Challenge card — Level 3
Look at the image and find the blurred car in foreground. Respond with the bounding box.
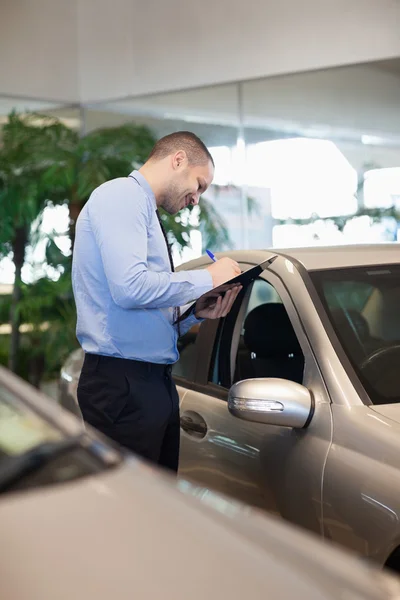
[3,365,400,599]
[59,348,84,418]
[60,243,400,572]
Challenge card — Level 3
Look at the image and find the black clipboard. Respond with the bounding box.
[175,255,278,324]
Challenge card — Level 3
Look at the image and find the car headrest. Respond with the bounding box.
[243,303,302,358]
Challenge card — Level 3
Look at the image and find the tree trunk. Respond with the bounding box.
[29,352,45,388]
[8,226,27,373]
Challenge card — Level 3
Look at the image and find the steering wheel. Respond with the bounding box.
[360,344,400,395]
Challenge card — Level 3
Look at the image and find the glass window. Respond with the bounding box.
[322,280,373,313]
[243,61,400,248]
[311,265,400,404]
[8,447,105,493]
[210,278,304,388]
[245,278,282,317]
[0,384,113,494]
[0,386,63,457]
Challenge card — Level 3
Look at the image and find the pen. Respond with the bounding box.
[206,249,217,262]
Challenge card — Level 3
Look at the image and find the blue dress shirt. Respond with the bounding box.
[72,170,213,364]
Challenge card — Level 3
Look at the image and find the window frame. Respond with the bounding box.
[173,261,256,391]
[205,269,321,401]
[174,256,323,403]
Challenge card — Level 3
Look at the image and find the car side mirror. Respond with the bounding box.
[228,378,314,429]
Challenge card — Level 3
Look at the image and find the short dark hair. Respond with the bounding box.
[147,131,214,167]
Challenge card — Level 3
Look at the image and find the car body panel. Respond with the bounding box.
[322,404,400,564]
[178,384,333,538]
[372,404,400,425]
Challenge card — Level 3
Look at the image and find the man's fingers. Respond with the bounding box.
[221,286,241,316]
[212,295,223,316]
[219,288,236,315]
[200,285,242,319]
[214,286,241,317]
[219,289,232,312]
[221,291,235,316]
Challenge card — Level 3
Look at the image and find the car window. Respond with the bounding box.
[0,384,116,494]
[0,386,62,457]
[210,278,304,389]
[7,447,106,493]
[172,322,201,380]
[244,278,282,322]
[322,281,373,312]
[311,264,400,404]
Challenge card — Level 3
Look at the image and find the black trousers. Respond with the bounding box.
[77,353,180,473]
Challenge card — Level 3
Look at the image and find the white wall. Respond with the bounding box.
[2,0,400,104]
[77,0,136,103]
[78,0,400,102]
[0,0,79,102]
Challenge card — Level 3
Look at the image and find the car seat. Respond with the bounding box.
[234,303,304,384]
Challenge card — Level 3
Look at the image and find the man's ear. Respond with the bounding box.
[172,150,187,170]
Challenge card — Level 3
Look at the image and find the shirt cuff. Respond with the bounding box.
[189,305,204,322]
[177,309,203,337]
[186,310,203,325]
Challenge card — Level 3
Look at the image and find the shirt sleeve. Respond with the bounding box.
[177,302,204,337]
[88,179,213,310]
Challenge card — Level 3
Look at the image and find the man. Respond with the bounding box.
[72,131,241,473]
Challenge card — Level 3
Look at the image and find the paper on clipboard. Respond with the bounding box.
[176,255,278,324]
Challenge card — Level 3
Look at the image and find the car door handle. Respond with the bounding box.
[180,413,207,438]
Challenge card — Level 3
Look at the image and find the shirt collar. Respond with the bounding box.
[129,170,156,209]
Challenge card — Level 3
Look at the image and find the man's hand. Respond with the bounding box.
[207,257,241,288]
[195,285,242,320]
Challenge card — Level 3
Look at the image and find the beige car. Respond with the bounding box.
[3,364,400,600]
[60,244,400,572]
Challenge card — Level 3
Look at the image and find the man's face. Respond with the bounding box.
[161,159,214,215]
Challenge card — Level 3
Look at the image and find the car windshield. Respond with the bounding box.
[310,264,400,405]
[0,383,119,494]
[0,386,64,458]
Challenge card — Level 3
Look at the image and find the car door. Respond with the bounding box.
[176,261,333,538]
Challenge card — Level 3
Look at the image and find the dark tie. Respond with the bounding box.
[156,209,181,334]
[156,209,175,272]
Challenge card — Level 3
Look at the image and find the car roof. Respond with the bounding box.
[275,243,400,270]
[179,244,400,272]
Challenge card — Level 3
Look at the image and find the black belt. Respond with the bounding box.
[85,353,173,377]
